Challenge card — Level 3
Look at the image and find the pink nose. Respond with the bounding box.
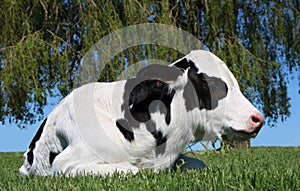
[249,113,264,132]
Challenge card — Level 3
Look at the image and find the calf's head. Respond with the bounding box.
[170,50,264,142]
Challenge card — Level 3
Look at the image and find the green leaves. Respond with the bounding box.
[0,1,299,127]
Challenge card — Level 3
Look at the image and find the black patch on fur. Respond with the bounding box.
[129,80,175,124]
[153,131,167,146]
[127,81,170,155]
[122,64,181,125]
[27,118,47,165]
[173,58,191,70]
[152,131,167,156]
[27,150,34,166]
[116,119,134,142]
[49,151,60,165]
[174,58,228,110]
[117,64,179,153]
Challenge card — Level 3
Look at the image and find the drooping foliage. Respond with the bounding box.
[0,0,299,127]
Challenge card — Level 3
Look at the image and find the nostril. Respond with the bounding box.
[250,113,264,128]
[252,115,260,123]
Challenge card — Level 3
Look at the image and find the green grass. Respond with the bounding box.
[0,147,299,191]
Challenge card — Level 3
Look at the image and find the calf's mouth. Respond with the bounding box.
[221,127,260,142]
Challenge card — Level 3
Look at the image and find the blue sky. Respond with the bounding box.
[0,72,299,152]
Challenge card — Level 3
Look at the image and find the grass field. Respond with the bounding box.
[0,147,299,191]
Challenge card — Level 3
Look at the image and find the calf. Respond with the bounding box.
[19,50,263,176]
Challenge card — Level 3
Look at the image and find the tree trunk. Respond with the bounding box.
[224,140,251,149]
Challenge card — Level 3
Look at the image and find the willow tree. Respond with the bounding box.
[0,0,299,128]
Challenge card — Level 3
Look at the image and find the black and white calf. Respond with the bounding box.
[19,50,264,176]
